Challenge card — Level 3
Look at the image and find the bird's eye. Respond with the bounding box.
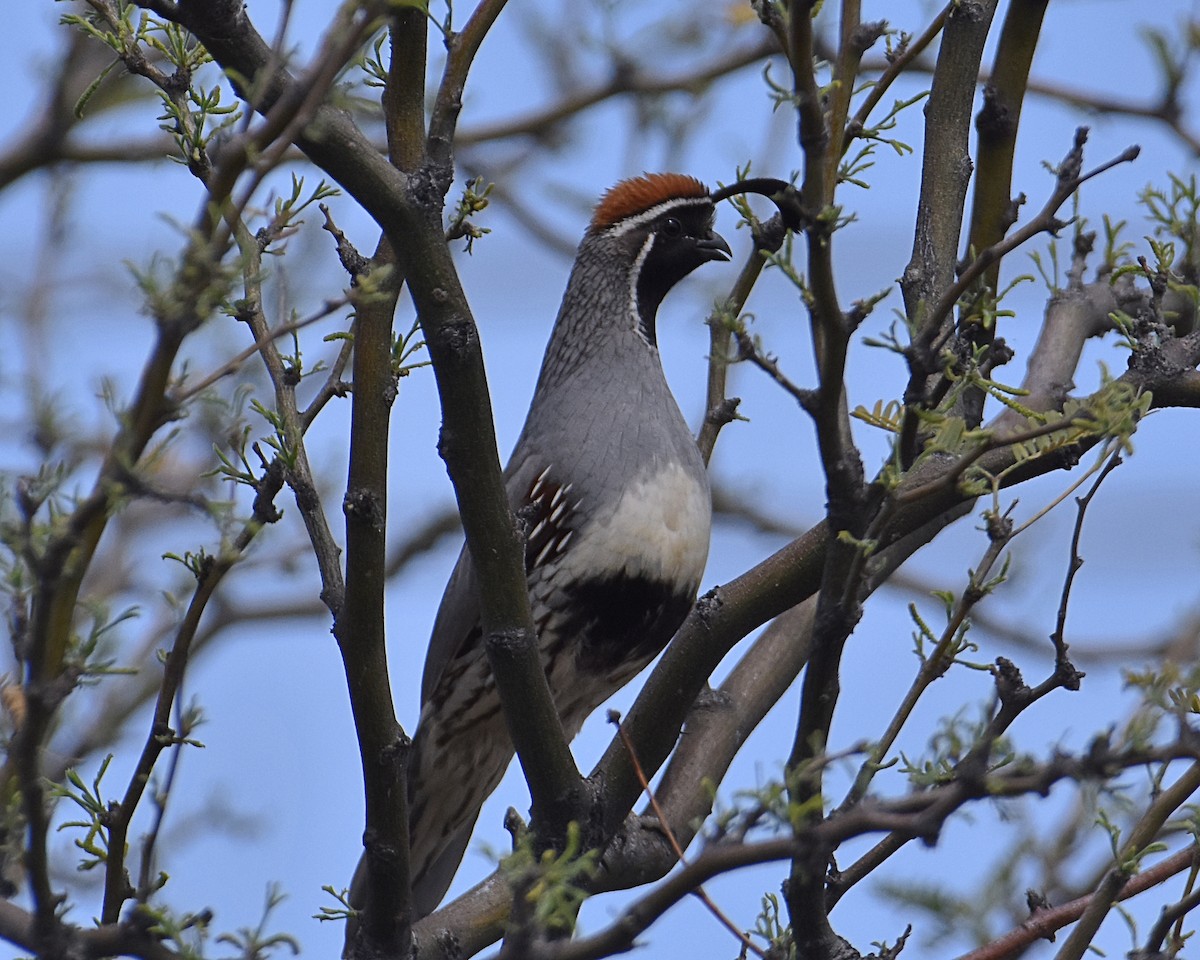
[660,217,684,239]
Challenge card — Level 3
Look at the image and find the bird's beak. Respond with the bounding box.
[695,231,732,262]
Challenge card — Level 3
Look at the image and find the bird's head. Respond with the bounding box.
[586,173,731,345]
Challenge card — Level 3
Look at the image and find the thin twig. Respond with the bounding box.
[168,297,352,405]
[733,328,814,410]
[956,844,1200,960]
[923,134,1140,351]
[843,3,952,151]
[697,215,786,464]
[1046,449,1124,670]
[1139,858,1200,957]
[135,685,189,900]
[100,464,284,922]
[609,712,765,959]
[428,0,511,164]
[1008,440,1118,537]
[835,516,1012,814]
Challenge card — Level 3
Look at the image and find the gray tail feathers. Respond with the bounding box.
[344,697,515,953]
[341,811,481,957]
[412,813,479,918]
[342,855,367,958]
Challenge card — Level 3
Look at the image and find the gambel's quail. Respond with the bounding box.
[350,172,731,929]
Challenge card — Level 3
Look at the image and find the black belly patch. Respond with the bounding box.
[557,574,696,674]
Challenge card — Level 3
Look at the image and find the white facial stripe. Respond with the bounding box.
[606,195,712,237]
[628,232,656,344]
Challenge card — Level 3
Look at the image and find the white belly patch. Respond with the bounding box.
[568,460,711,586]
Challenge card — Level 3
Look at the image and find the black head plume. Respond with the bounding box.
[710,178,804,231]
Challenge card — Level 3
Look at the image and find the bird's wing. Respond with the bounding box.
[418,539,482,706]
[418,452,569,707]
[409,812,479,918]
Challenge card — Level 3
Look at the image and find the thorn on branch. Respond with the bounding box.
[1000,193,1025,235]
[992,656,1030,708]
[980,337,1014,376]
[320,203,370,281]
[705,396,744,432]
[1057,127,1089,186]
[852,21,890,56]
[504,807,527,852]
[1025,890,1056,941]
[976,84,1015,140]
[1054,654,1084,692]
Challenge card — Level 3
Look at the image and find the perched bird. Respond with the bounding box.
[350,173,728,930]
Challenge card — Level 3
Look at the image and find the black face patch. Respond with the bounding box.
[633,205,727,344]
[555,573,696,674]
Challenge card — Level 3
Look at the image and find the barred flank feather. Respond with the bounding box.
[345,176,722,951]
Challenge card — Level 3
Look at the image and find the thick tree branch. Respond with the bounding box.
[900,0,999,323]
[338,7,426,952]
[897,0,1000,466]
[966,0,1050,293]
[428,0,510,166]
[339,245,409,951]
[161,0,586,892]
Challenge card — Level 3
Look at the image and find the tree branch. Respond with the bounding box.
[454,38,778,146]
[966,0,1050,293]
[843,4,952,153]
[428,0,510,165]
[1054,762,1200,960]
[898,0,1000,466]
[957,844,1200,960]
[337,6,426,951]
